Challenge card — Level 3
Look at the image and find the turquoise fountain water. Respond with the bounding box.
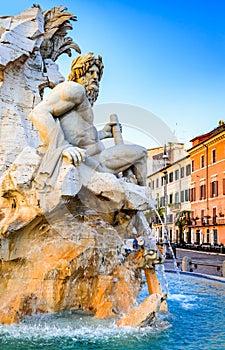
[0,273,225,350]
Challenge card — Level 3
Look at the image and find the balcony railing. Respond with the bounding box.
[190,216,225,226]
[169,203,181,211]
[201,217,209,225]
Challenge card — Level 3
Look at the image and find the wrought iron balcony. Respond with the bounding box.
[169,203,181,211]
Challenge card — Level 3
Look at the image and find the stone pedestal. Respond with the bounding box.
[222,261,225,278]
[182,256,192,272]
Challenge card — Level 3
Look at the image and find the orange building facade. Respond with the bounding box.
[188,121,225,245]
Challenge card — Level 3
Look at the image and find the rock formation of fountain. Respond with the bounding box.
[0,5,167,326]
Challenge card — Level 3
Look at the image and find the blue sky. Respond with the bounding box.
[2,0,225,147]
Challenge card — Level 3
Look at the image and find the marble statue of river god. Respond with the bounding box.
[29,52,147,191]
[0,6,167,327]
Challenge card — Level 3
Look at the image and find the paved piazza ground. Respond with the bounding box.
[165,248,225,277]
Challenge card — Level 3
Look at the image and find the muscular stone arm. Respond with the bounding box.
[30,81,86,145]
[30,81,87,165]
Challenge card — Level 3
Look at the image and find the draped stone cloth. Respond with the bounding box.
[35,120,70,190]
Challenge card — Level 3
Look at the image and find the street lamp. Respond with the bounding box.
[163,145,170,258]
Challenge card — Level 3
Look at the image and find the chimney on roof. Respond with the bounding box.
[219,120,224,126]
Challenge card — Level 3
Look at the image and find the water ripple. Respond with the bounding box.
[0,274,225,350]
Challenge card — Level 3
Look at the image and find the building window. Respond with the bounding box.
[211,181,218,197]
[213,229,218,244]
[212,149,216,163]
[180,167,184,178]
[169,193,173,204]
[200,184,206,200]
[213,207,217,224]
[186,164,191,176]
[185,189,190,201]
[196,229,201,244]
[206,229,210,243]
[181,190,184,202]
[190,187,196,202]
[168,214,173,223]
[175,169,179,180]
[160,197,165,207]
[169,172,173,183]
[152,180,154,190]
[200,155,205,168]
[201,209,205,224]
[161,176,164,186]
[156,178,159,188]
[175,192,179,203]
[191,160,194,172]
[156,196,160,208]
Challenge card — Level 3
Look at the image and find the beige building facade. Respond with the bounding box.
[147,144,191,244]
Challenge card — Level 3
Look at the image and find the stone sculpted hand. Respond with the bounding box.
[62,146,86,166]
[99,122,122,140]
[101,123,113,138]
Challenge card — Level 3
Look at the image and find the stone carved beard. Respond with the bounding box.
[85,84,99,106]
[78,76,99,106]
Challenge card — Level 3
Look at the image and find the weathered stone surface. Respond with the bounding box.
[0,168,160,325]
[116,292,167,328]
[0,211,142,324]
[0,140,164,324]
[0,147,41,235]
[83,169,151,211]
[144,268,168,312]
[34,159,152,214]
[91,266,142,318]
[0,6,80,175]
[1,146,41,191]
